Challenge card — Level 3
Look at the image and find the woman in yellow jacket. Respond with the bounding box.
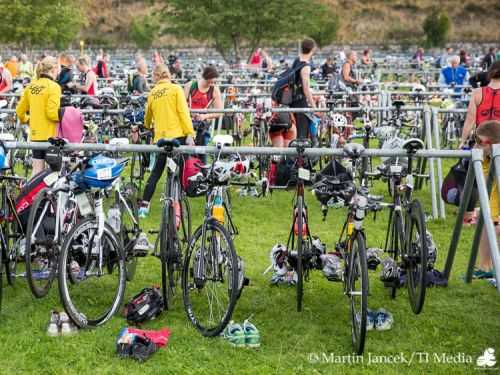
[16,57,61,177]
[139,64,195,217]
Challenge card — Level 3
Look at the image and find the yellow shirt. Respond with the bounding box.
[145,80,195,142]
[16,77,61,141]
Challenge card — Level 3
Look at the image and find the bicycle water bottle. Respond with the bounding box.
[293,208,308,236]
[212,196,225,224]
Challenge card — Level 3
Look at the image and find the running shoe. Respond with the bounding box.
[472,269,495,279]
[134,232,152,256]
[243,319,261,348]
[380,257,399,282]
[59,311,78,336]
[374,308,394,331]
[47,310,60,337]
[222,321,246,347]
[138,206,149,219]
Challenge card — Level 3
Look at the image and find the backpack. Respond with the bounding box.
[275,157,296,186]
[271,61,307,105]
[182,157,208,197]
[123,287,164,324]
[441,160,477,208]
[57,106,84,143]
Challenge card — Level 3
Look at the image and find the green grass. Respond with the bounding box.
[0,158,499,375]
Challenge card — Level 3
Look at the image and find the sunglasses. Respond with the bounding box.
[475,134,492,146]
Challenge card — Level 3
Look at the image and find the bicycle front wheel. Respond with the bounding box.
[58,218,126,328]
[296,194,305,312]
[182,220,239,337]
[406,200,428,314]
[346,231,368,355]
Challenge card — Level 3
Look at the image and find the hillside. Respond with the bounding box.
[82,0,500,46]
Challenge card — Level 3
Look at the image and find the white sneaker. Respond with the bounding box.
[47,311,60,337]
[59,312,78,335]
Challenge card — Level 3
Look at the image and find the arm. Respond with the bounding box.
[201,86,223,121]
[176,87,195,137]
[183,81,192,103]
[76,71,96,93]
[15,88,30,123]
[46,85,61,122]
[300,66,316,108]
[460,89,480,146]
[0,69,12,93]
[144,96,153,129]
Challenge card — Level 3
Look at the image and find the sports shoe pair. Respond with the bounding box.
[222,320,260,348]
[47,310,78,337]
[239,186,258,197]
[366,308,393,331]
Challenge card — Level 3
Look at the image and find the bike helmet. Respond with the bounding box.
[78,155,125,188]
[331,113,348,128]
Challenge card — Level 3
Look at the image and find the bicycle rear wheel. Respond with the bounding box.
[406,200,428,314]
[346,231,368,355]
[384,209,404,299]
[182,220,238,337]
[295,195,305,312]
[58,218,126,328]
[5,220,21,286]
[25,188,58,298]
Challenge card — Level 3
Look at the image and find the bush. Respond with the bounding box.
[130,15,159,49]
[422,9,451,47]
[385,25,422,51]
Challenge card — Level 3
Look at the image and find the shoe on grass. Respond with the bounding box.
[222,321,245,347]
[472,269,495,279]
[367,309,376,331]
[47,310,60,337]
[59,311,78,336]
[374,308,393,331]
[134,232,152,256]
[243,319,260,348]
[138,206,149,219]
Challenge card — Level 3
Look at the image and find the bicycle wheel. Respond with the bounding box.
[182,220,239,336]
[384,209,404,299]
[58,218,126,328]
[5,220,21,286]
[405,199,428,314]
[25,188,58,298]
[117,193,138,282]
[160,200,175,309]
[346,231,368,355]
[296,195,304,312]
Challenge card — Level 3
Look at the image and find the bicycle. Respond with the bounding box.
[182,134,244,337]
[151,138,192,311]
[380,138,428,314]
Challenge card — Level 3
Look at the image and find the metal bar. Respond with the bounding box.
[467,149,500,293]
[423,107,438,219]
[432,108,446,219]
[444,159,476,280]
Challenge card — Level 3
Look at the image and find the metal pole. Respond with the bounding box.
[423,107,438,219]
[432,107,446,219]
[467,149,500,293]
[443,160,476,280]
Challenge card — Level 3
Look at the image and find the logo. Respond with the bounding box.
[477,348,496,368]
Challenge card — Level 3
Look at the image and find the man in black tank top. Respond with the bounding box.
[291,38,317,140]
[341,51,360,89]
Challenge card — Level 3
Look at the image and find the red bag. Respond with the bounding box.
[182,157,202,191]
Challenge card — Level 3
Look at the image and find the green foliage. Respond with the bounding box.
[130,15,159,49]
[0,0,85,49]
[422,8,451,47]
[385,24,423,51]
[161,0,338,62]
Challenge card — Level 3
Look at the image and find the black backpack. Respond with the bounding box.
[276,157,296,186]
[271,61,307,105]
[123,287,164,324]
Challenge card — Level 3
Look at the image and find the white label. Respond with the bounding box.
[76,193,92,216]
[167,158,178,173]
[298,168,310,181]
[138,304,150,316]
[390,165,403,174]
[43,172,59,187]
[96,167,112,180]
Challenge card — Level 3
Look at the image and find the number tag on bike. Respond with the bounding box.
[298,168,310,181]
[43,172,59,187]
[76,193,93,216]
[96,167,112,180]
[167,158,178,174]
[390,165,403,174]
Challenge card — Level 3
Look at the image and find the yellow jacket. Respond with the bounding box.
[16,76,61,141]
[145,79,194,142]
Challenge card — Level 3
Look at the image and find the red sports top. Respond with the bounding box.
[476,86,500,126]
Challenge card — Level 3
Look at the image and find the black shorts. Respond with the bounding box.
[32,141,46,160]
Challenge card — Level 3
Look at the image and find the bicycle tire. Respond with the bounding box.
[406,199,428,314]
[182,219,239,337]
[58,218,126,328]
[296,194,304,312]
[25,188,58,298]
[346,231,368,355]
[5,220,20,286]
[385,209,404,299]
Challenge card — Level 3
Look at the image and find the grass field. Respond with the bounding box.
[0,156,499,375]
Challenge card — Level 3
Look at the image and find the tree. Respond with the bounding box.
[422,9,451,47]
[0,0,86,49]
[161,0,339,62]
[130,15,159,49]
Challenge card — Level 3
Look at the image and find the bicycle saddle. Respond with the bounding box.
[343,143,365,158]
[48,137,68,147]
[157,138,181,149]
[393,100,405,109]
[402,138,425,153]
[288,138,313,149]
